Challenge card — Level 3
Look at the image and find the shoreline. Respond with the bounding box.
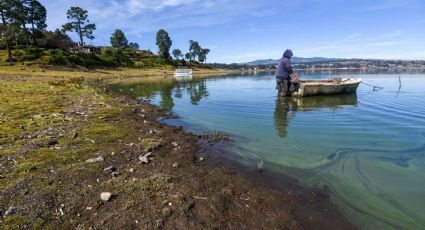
[0,70,355,229]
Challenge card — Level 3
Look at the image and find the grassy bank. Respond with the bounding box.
[0,69,354,229]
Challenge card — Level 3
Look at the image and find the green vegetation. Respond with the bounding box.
[0,75,151,227]
[1,2,213,70]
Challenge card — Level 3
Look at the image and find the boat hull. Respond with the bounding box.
[291,78,362,97]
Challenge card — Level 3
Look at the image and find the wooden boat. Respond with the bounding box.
[291,78,362,97]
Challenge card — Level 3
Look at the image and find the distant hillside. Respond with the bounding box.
[247,57,345,65]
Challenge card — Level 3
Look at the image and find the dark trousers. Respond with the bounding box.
[276,79,290,96]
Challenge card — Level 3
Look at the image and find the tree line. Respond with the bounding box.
[0,1,210,65]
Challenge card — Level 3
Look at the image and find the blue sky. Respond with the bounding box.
[40,0,425,63]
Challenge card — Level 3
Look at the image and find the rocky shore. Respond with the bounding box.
[0,72,355,229]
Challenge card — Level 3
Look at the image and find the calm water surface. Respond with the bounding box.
[109,70,425,229]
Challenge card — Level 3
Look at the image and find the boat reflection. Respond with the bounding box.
[274,94,358,138]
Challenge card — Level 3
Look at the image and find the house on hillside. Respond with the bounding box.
[69,45,101,54]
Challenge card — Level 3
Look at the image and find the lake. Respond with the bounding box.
[108,70,425,229]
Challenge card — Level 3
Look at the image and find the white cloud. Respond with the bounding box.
[125,0,195,13]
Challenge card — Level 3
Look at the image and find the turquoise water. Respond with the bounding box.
[109,70,425,229]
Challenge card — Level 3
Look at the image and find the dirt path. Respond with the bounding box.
[0,75,355,229]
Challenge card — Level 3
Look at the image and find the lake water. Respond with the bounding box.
[108,70,425,229]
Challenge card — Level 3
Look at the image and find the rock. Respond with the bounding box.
[171,142,178,147]
[129,168,134,173]
[199,157,204,162]
[100,192,112,201]
[111,172,118,178]
[172,162,179,168]
[139,152,152,164]
[86,207,93,210]
[4,206,17,216]
[103,166,116,172]
[86,156,104,163]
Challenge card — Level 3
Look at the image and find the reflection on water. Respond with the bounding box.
[274,95,358,138]
[110,79,209,111]
[108,72,425,230]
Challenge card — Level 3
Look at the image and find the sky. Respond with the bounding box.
[39,0,425,63]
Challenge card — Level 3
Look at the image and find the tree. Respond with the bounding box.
[189,40,201,61]
[62,7,96,46]
[184,53,190,61]
[110,29,128,48]
[172,49,182,60]
[156,29,172,59]
[42,29,75,50]
[198,48,210,64]
[27,0,47,44]
[128,42,139,50]
[0,0,17,62]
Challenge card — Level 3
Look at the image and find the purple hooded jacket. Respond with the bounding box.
[275,49,294,80]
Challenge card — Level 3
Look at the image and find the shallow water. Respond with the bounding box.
[108,70,425,229]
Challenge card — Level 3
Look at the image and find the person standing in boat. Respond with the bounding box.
[275,49,300,96]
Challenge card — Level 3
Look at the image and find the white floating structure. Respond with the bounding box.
[174,68,193,80]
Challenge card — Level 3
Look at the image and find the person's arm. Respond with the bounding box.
[284,61,300,82]
[290,72,300,82]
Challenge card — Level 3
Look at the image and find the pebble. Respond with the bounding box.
[129,168,134,173]
[103,166,116,172]
[4,206,17,216]
[86,207,93,210]
[171,142,178,147]
[172,162,179,168]
[111,172,118,178]
[199,157,204,162]
[100,192,112,201]
[139,152,152,164]
[86,156,104,163]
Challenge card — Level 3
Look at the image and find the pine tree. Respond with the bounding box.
[62,7,96,46]
[156,29,172,59]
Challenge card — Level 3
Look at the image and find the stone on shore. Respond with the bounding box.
[139,152,152,164]
[100,192,112,201]
[86,156,104,163]
[4,206,17,216]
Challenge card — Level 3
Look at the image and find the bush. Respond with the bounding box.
[13,48,45,61]
[47,53,68,65]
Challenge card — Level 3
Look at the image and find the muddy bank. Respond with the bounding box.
[0,75,355,229]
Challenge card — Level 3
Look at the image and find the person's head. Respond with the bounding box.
[283,49,293,59]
